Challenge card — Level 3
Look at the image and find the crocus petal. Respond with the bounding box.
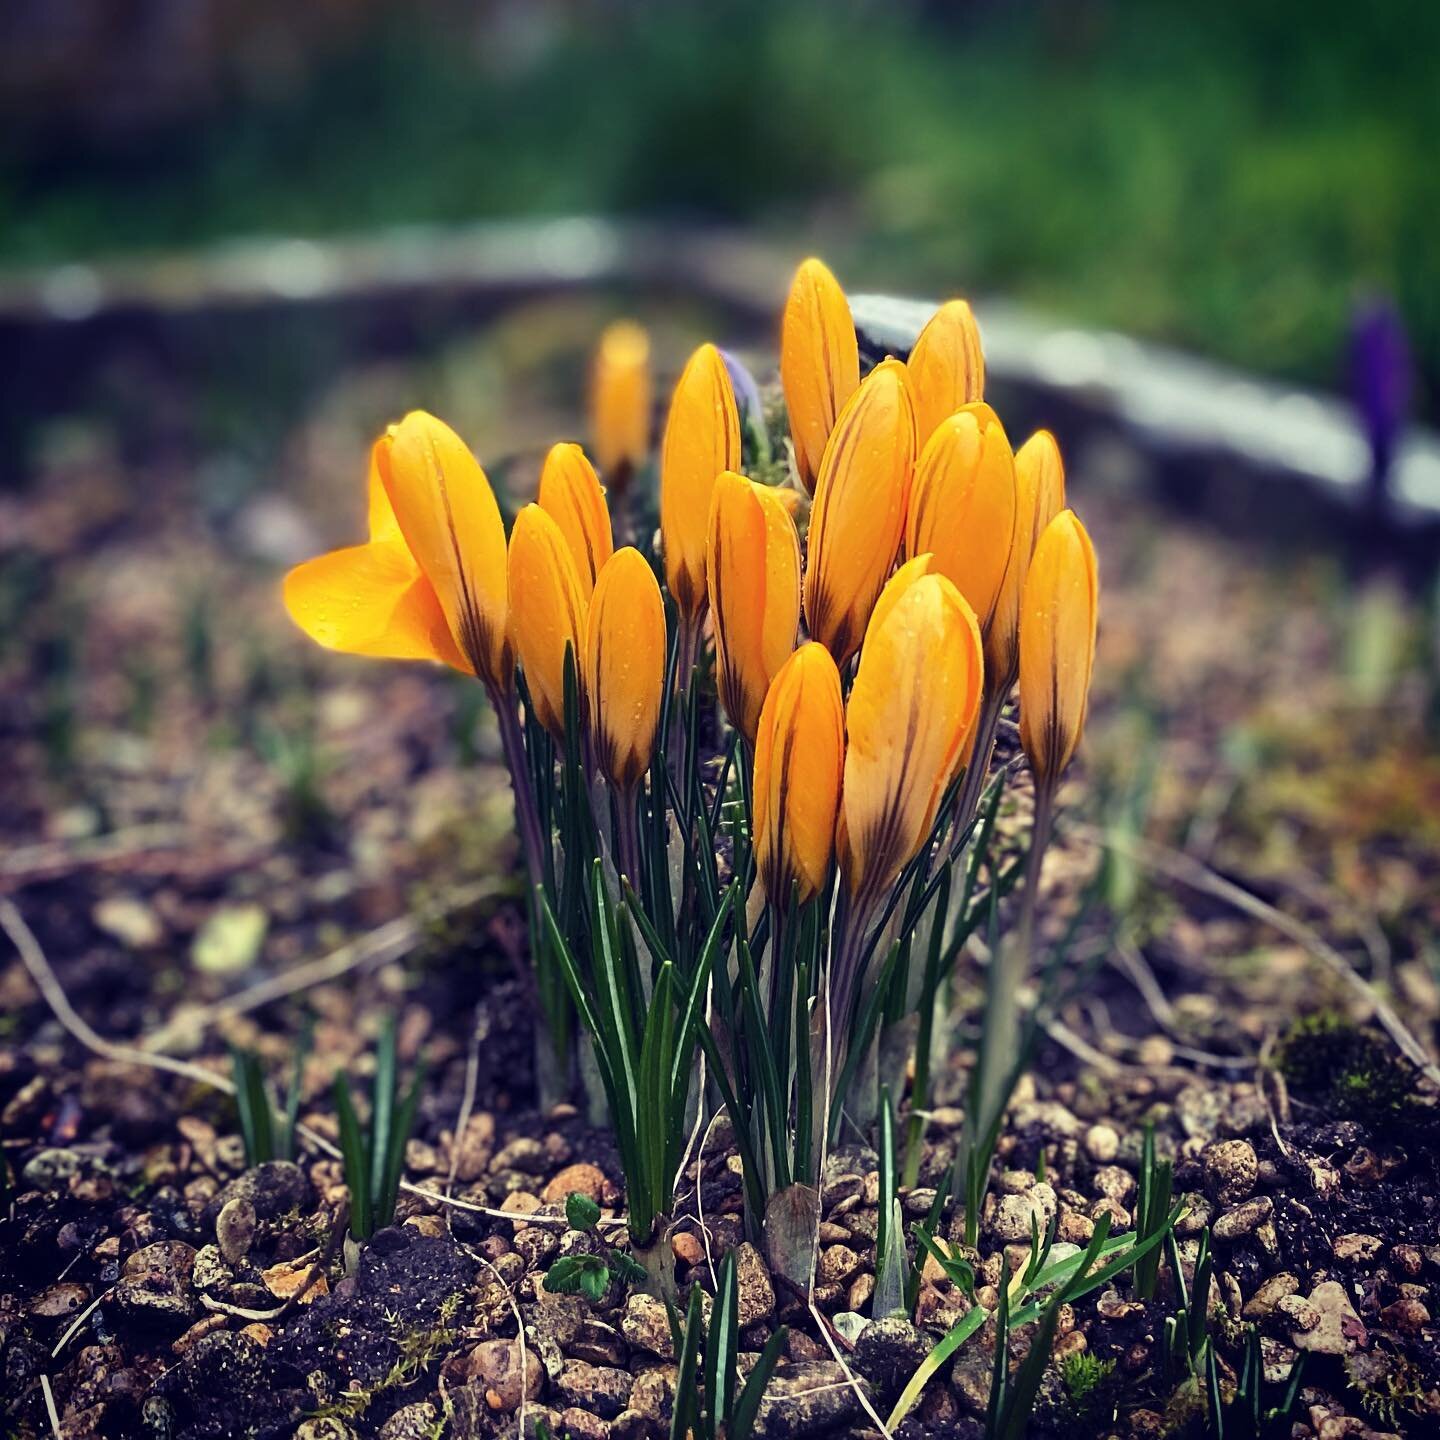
[538,441,613,600]
[660,343,741,619]
[754,642,845,906]
[904,403,1017,643]
[586,547,666,791]
[780,257,860,495]
[707,472,801,741]
[508,504,589,738]
[381,411,512,690]
[803,358,916,667]
[990,429,1067,691]
[840,571,983,900]
[908,299,985,449]
[591,320,652,479]
[1018,510,1098,788]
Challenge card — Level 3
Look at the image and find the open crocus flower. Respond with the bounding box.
[590,320,652,485]
[586,547,666,793]
[990,429,1067,692]
[283,437,468,673]
[839,565,983,903]
[538,442,613,600]
[780,257,860,495]
[803,358,916,668]
[507,503,589,739]
[907,299,985,450]
[905,403,1018,644]
[1019,509,1098,789]
[753,642,844,908]
[706,471,802,742]
[660,343,741,622]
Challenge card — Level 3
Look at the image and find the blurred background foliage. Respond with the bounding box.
[1,0,1435,416]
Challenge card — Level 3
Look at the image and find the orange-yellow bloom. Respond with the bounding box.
[538,442,613,600]
[1018,510,1098,789]
[907,299,985,449]
[780,257,860,495]
[904,403,1017,642]
[753,643,845,907]
[990,429,1067,691]
[839,569,983,900]
[585,547,666,791]
[283,438,469,673]
[379,410,512,690]
[590,320,652,481]
[707,472,802,741]
[660,343,741,619]
[803,358,916,667]
[507,504,588,738]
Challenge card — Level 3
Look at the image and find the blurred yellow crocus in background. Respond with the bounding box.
[707,471,802,742]
[590,320,652,489]
[507,503,589,739]
[538,441,614,600]
[1019,509,1099,792]
[803,358,916,668]
[780,257,860,495]
[660,343,741,625]
[586,547,666,795]
[753,642,845,910]
[907,299,986,450]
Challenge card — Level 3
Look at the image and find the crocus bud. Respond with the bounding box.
[989,429,1066,691]
[1019,510,1098,790]
[803,358,916,667]
[780,257,860,494]
[660,343,741,619]
[538,442,613,600]
[381,411,512,690]
[507,504,589,738]
[586,547,666,791]
[707,472,801,741]
[753,643,845,907]
[590,320,652,481]
[907,299,984,449]
[905,404,1017,645]
[283,437,468,672]
[839,569,983,901]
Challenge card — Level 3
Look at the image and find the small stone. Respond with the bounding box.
[629,1365,678,1423]
[755,1360,861,1437]
[27,1283,91,1319]
[1012,1101,1082,1139]
[847,1273,875,1312]
[191,1245,233,1294]
[989,1184,1057,1243]
[1379,1298,1429,1333]
[192,904,268,977]
[1212,1196,1273,1242]
[554,1360,633,1420]
[262,1257,327,1305]
[1332,1233,1382,1265]
[817,1245,861,1286]
[1096,1288,1144,1321]
[1093,1166,1135,1204]
[114,1241,198,1326]
[1089,1196,1131,1231]
[1084,1124,1120,1163]
[215,1198,256,1265]
[1202,1140,1258,1204]
[1258,1336,1297,1384]
[817,1221,851,1244]
[558,1406,609,1440]
[1243,1272,1300,1320]
[734,1242,776,1326]
[379,1403,440,1440]
[1391,1244,1423,1277]
[854,1317,931,1401]
[204,1161,309,1224]
[621,1293,675,1359]
[500,1192,544,1227]
[491,1138,548,1175]
[94,896,164,949]
[22,1148,83,1191]
[1174,1192,1213,1237]
[1276,1294,1320,1331]
[466,1338,542,1412]
[542,1163,608,1206]
[1055,1208,1094,1245]
[1291,1281,1367,1356]
[514,1226,560,1269]
[671,1231,704,1267]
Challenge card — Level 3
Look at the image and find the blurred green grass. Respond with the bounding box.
[1,0,1434,413]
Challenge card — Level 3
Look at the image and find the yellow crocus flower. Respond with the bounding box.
[538,441,613,601]
[590,320,652,484]
[907,299,985,449]
[780,257,860,495]
[660,343,741,620]
[753,642,845,907]
[507,503,589,739]
[585,547,666,792]
[707,472,802,741]
[803,358,916,668]
[1018,510,1098,788]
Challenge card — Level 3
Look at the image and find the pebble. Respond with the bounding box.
[671,1232,704,1267]
[113,1241,198,1325]
[1089,1197,1131,1231]
[847,1271,876,1312]
[817,1245,861,1285]
[1291,1281,1367,1356]
[1212,1196,1273,1242]
[755,1361,860,1436]
[1093,1166,1136,1204]
[1202,1140,1258,1203]
[541,1163,607,1206]
[464,1338,542,1412]
[621,1293,674,1359]
[28,1282,91,1319]
[734,1242,776,1326]
[1084,1124,1120,1163]
[1379,1298,1429,1333]
[1243,1272,1300,1320]
[1276,1294,1320,1331]
[490,1138,548,1176]
[554,1360,634,1420]
[989,1184,1057,1243]
[1332,1233,1382,1264]
[629,1366,678,1424]
[215,1198,256,1266]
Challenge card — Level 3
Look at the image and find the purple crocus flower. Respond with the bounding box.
[1349,297,1412,512]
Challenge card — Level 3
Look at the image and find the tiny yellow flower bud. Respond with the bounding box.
[380,411,513,689]
[754,643,845,907]
[839,568,983,901]
[660,343,741,619]
[586,547,666,792]
[803,358,916,668]
[904,403,1018,646]
[538,442,613,600]
[507,503,589,739]
[590,320,652,482]
[1019,510,1098,789]
[907,299,985,449]
[707,472,802,741]
[780,257,860,495]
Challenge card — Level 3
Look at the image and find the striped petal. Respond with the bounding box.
[780,257,860,495]
[538,441,614,600]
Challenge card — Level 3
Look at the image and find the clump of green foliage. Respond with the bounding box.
[542,1192,646,1302]
[230,1020,311,1168]
[1273,1013,1415,1120]
[1061,1351,1115,1420]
